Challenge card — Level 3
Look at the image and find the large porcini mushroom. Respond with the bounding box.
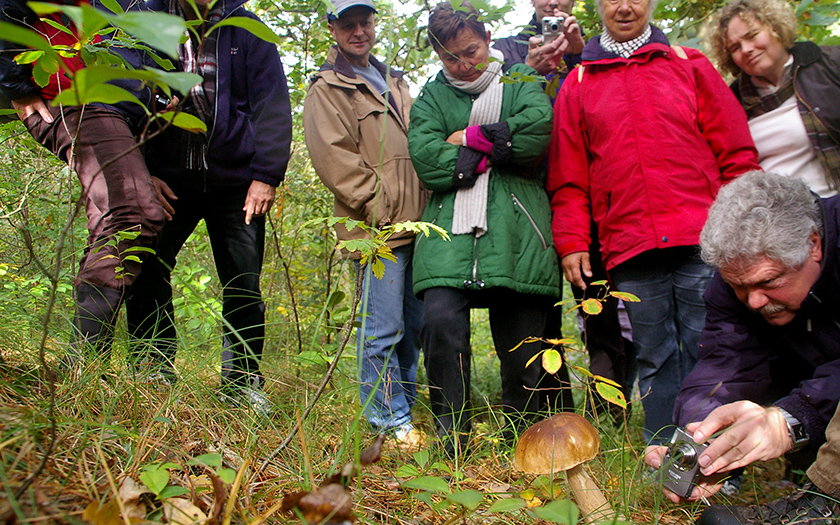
[513,413,613,523]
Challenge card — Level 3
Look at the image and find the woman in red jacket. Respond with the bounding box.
[547,0,760,444]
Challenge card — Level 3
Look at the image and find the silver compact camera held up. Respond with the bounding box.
[542,16,565,44]
[660,427,710,498]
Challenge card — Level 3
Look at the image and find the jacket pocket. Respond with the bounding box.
[511,193,548,251]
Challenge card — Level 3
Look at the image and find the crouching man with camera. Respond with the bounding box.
[645,171,840,524]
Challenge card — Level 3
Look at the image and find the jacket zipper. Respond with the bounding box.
[511,193,548,250]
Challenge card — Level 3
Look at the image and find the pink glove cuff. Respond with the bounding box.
[465,125,494,155]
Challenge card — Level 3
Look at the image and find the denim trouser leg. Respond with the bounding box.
[356,244,423,429]
[610,247,713,445]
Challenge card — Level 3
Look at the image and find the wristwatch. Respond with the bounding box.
[778,407,810,452]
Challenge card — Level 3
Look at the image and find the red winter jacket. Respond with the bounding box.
[547,27,760,270]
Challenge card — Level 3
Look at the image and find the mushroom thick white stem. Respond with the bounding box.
[566,463,613,524]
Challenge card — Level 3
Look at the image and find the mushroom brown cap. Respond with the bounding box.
[513,413,600,474]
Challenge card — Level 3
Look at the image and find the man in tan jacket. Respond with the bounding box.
[303,0,427,446]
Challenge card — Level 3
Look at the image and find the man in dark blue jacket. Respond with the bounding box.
[644,172,840,514]
[0,0,167,368]
[125,0,292,412]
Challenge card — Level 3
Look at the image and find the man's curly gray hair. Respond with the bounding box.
[701,171,823,271]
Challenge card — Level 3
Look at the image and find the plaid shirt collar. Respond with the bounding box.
[600,25,652,58]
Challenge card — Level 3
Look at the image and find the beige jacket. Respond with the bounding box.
[303,47,427,257]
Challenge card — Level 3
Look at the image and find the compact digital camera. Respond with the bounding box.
[542,16,565,44]
[660,427,709,498]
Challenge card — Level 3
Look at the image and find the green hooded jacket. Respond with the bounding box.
[408,63,560,298]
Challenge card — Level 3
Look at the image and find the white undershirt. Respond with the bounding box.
[749,56,836,197]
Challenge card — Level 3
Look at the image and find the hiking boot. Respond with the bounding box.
[697,482,840,525]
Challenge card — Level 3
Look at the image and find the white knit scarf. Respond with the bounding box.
[443,48,504,237]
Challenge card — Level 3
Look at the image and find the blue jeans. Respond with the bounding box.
[125,184,266,387]
[356,244,424,430]
[610,247,714,445]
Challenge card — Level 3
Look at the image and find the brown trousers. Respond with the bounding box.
[809,401,840,498]
[24,104,165,290]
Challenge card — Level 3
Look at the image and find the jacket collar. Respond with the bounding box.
[314,46,407,126]
[320,46,403,81]
[802,196,839,313]
[581,24,669,62]
[789,41,822,69]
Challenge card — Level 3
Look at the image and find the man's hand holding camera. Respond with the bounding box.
[645,401,796,502]
[525,13,584,76]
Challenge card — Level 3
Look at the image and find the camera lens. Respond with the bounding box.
[670,443,698,472]
[550,22,560,31]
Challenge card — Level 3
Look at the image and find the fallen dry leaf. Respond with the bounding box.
[297,483,355,524]
[163,498,207,525]
[119,477,148,504]
[82,497,146,525]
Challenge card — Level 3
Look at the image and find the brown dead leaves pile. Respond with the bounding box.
[281,434,386,525]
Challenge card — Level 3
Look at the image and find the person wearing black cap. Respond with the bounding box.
[303,0,427,447]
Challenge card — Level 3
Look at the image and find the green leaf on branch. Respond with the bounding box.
[487,498,526,512]
[509,336,541,353]
[98,0,124,14]
[131,68,202,96]
[54,82,143,108]
[590,279,608,286]
[581,298,603,315]
[157,111,207,133]
[532,498,580,524]
[0,21,59,56]
[124,246,156,254]
[525,350,545,369]
[545,338,575,346]
[14,50,44,65]
[609,291,640,302]
[105,11,188,58]
[207,17,280,44]
[595,381,627,409]
[542,348,563,374]
[447,490,484,510]
[572,365,594,379]
[403,476,451,494]
[28,2,110,39]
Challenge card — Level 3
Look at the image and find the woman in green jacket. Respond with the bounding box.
[408,0,559,456]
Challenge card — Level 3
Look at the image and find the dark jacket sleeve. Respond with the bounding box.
[243,18,291,186]
[675,273,778,426]
[675,271,840,455]
[0,0,40,100]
